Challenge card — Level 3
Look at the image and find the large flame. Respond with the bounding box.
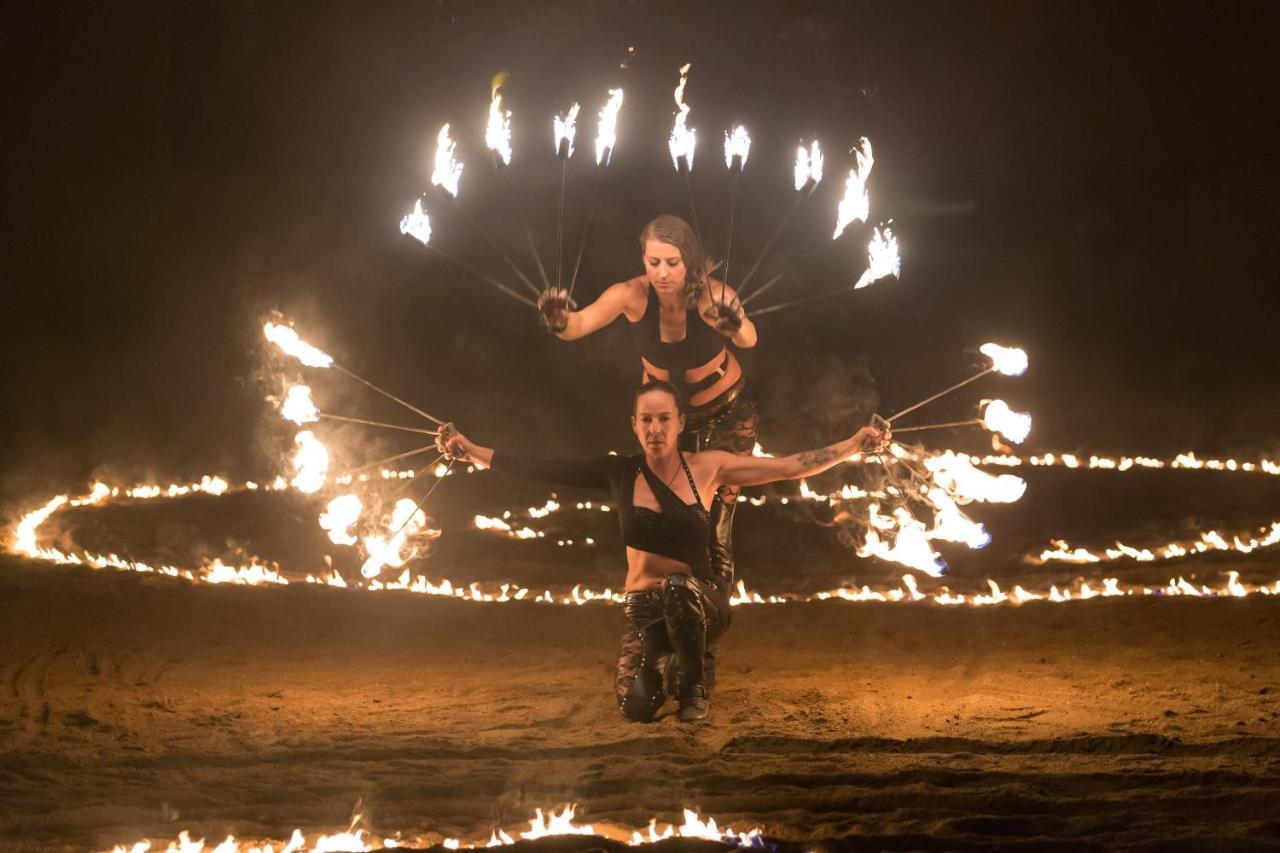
[925,487,991,549]
[360,497,428,579]
[263,323,333,369]
[668,63,696,169]
[290,431,329,494]
[980,398,1031,444]
[398,198,432,245]
[280,384,319,425]
[832,137,874,239]
[595,88,624,166]
[319,494,362,546]
[856,503,948,576]
[723,124,751,169]
[923,450,1027,503]
[794,139,823,191]
[979,342,1028,377]
[431,123,463,198]
[485,87,512,166]
[854,223,900,289]
[553,103,580,158]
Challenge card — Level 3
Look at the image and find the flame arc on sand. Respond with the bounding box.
[10,449,1280,609]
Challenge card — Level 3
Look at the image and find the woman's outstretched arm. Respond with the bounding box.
[538,280,634,340]
[702,426,889,489]
[436,424,615,492]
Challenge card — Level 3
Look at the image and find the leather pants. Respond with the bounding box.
[615,573,730,723]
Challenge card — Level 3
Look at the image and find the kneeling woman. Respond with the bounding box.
[437,381,887,723]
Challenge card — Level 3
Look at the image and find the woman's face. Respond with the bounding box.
[642,239,687,296]
[632,390,684,456]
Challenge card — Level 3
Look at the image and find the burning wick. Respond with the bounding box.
[794,139,823,192]
[553,102,580,159]
[723,124,750,172]
[595,88,624,166]
[980,399,1031,444]
[431,123,463,197]
[854,223,901,290]
[485,80,512,166]
[832,136,874,239]
[280,384,319,425]
[668,62,696,172]
[399,198,432,245]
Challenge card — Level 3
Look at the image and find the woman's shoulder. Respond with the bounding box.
[615,276,650,320]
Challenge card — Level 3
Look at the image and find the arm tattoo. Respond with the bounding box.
[797,444,842,468]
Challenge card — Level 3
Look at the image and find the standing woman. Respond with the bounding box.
[538,214,758,618]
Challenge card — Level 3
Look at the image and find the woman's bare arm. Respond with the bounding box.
[539,281,636,340]
[702,427,887,488]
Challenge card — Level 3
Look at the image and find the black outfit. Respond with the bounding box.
[627,287,760,697]
[490,449,731,721]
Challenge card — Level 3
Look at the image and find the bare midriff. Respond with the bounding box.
[624,548,694,592]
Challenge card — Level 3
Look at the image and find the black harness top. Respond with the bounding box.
[490,450,713,580]
[628,287,735,404]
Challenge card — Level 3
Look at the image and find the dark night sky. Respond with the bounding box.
[2,1,1278,501]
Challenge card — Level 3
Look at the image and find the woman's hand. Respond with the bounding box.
[538,287,571,333]
[435,423,473,462]
[702,296,745,339]
[852,425,890,454]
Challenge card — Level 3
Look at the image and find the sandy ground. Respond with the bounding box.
[3,550,1280,852]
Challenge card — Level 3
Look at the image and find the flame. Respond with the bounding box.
[263,322,333,369]
[854,223,901,289]
[978,342,1028,377]
[290,431,329,494]
[595,88,624,165]
[553,103,580,158]
[925,487,991,549]
[485,87,512,165]
[794,139,823,190]
[399,198,432,245]
[280,384,319,425]
[668,63,696,169]
[832,136,874,239]
[431,123,463,197]
[923,450,1027,503]
[319,494,362,546]
[205,558,287,586]
[520,805,595,840]
[360,498,427,579]
[980,399,1031,444]
[1039,521,1280,566]
[723,124,750,169]
[856,503,947,577]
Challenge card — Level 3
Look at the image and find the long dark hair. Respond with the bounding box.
[639,214,710,300]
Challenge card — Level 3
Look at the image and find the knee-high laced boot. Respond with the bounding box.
[662,575,710,722]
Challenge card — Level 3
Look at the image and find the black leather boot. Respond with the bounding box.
[705,497,738,698]
[709,495,738,584]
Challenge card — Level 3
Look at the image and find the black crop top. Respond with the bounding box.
[489,449,712,580]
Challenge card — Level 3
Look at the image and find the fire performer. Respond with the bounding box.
[437,380,887,723]
[538,215,757,688]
